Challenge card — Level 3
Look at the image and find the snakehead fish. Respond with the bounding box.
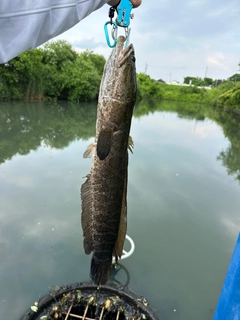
[81,36,136,285]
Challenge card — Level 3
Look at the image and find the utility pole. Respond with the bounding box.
[144,63,148,74]
[205,66,208,78]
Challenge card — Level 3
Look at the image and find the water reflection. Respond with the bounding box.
[1,100,240,183]
[0,101,96,164]
[217,146,240,181]
[109,263,131,287]
[135,100,240,183]
[0,100,240,320]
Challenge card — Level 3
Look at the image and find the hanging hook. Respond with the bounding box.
[104,21,118,48]
[104,0,134,48]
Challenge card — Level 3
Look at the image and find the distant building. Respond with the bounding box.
[169,80,180,85]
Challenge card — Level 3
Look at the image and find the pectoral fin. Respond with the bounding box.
[97,129,113,160]
[128,135,134,154]
[83,143,96,158]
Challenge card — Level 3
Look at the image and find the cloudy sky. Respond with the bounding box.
[54,0,240,83]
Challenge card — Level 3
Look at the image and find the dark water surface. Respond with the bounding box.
[0,100,240,320]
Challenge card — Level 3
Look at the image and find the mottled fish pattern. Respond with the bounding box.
[81,36,136,285]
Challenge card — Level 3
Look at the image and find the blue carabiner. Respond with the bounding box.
[104,21,118,48]
[116,0,133,27]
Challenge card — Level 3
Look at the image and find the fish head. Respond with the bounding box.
[114,36,136,88]
[114,36,136,68]
[105,36,137,104]
[97,35,137,134]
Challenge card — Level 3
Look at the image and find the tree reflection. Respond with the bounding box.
[134,99,206,121]
[213,111,240,182]
[135,99,240,183]
[1,100,240,183]
[0,101,96,164]
[217,147,240,181]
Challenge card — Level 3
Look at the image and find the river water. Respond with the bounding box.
[0,100,240,320]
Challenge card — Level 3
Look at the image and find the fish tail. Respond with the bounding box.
[90,254,112,285]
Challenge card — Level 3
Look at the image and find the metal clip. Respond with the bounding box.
[104,21,118,48]
[104,0,133,48]
[116,0,133,27]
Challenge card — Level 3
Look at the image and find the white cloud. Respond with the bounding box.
[48,0,240,82]
[186,0,206,7]
[221,215,240,236]
[206,2,239,18]
[207,52,233,72]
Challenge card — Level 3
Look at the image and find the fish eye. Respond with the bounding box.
[131,55,136,63]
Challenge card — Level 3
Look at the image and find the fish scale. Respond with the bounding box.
[81,35,136,285]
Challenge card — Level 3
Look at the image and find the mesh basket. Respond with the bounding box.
[19,282,159,320]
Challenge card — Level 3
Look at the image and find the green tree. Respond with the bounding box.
[203,77,213,86]
[0,63,20,99]
[64,51,105,101]
[137,73,162,100]
[40,42,105,101]
[212,79,224,87]
[0,49,45,100]
[12,49,45,99]
[184,76,213,87]
[229,73,240,82]
[40,41,78,98]
[41,40,78,70]
[184,76,196,85]
[0,40,106,101]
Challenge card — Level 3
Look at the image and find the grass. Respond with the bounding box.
[137,73,240,112]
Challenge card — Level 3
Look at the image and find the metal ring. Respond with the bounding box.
[112,234,135,263]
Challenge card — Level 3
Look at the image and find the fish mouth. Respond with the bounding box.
[116,36,135,68]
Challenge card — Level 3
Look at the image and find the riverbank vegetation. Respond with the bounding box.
[137,73,240,112]
[0,40,240,111]
[0,40,105,101]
